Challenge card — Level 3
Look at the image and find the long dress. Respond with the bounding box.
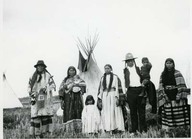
[98,74,125,132]
[158,70,190,130]
[82,104,101,133]
[28,72,56,135]
[59,75,86,132]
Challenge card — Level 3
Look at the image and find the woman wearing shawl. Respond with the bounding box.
[28,60,56,138]
[98,64,125,133]
[158,58,190,130]
[59,66,86,132]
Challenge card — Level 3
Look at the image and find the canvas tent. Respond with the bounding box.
[2,73,23,108]
[77,35,103,102]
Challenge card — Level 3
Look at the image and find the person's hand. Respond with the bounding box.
[63,84,68,89]
[176,93,181,103]
[116,97,119,106]
[181,92,188,99]
[97,98,102,111]
[61,100,65,110]
[165,94,170,103]
[40,88,46,93]
[30,91,36,97]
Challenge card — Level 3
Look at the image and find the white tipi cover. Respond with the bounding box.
[3,74,23,108]
[79,56,103,102]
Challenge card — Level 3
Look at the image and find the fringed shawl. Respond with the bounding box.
[59,75,86,99]
[158,70,190,107]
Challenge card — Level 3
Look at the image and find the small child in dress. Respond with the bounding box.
[140,57,152,97]
[82,95,101,135]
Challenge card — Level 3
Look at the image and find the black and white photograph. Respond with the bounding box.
[1,0,191,138]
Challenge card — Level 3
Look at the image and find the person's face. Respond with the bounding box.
[143,60,149,66]
[126,60,134,67]
[69,68,76,77]
[36,65,45,72]
[104,66,112,74]
[87,100,93,105]
[165,61,174,71]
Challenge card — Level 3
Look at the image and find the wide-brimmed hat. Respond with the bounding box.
[34,60,47,68]
[123,53,137,61]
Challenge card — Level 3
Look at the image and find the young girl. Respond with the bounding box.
[82,95,101,134]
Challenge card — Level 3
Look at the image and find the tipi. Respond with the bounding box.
[2,73,23,108]
[77,35,103,102]
[57,35,102,116]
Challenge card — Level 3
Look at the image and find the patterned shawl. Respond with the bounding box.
[158,70,190,107]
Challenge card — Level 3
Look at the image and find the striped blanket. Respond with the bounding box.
[158,70,190,107]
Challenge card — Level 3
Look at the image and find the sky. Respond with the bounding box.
[1,0,191,99]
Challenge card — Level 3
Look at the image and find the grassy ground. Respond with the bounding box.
[3,107,191,138]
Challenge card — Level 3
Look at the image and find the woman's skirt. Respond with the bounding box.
[159,100,190,129]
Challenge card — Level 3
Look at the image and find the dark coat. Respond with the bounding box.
[146,81,157,114]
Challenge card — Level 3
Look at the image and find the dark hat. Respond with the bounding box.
[123,53,137,61]
[34,60,47,68]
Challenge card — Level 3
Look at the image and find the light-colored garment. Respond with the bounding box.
[128,66,141,86]
[82,105,101,133]
[98,74,125,131]
[28,72,55,118]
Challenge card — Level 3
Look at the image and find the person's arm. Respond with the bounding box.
[28,76,32,96]
[98,77,104,99]
[158,74,169,106]
[146,62,152,71]
[78,78,86,94]
[58,79,66,99]
[117,76,126,106]
[48,75,56,92]
[97,77,104,111]
[175,70,189,100]
[124,68,130,89]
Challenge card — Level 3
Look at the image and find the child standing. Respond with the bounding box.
[82,95,101,134]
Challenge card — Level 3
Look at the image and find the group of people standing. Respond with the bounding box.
[27,53,190,138]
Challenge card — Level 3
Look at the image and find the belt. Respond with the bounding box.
[103,87,116,92]
[129,86,142,88]
[165,85,177,90]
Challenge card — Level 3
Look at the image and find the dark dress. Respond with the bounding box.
[59,75,86,132]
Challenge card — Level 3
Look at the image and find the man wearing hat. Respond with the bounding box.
[123,53,147,134]
[28,60,56,138]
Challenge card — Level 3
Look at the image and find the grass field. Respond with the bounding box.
[3,107,191,138]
